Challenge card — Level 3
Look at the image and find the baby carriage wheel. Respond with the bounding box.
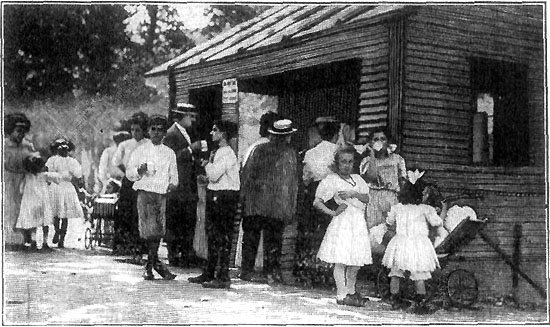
[84,228,93,250]
[447,269,478,307]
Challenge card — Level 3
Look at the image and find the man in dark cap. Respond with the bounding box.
[163,103,203,267]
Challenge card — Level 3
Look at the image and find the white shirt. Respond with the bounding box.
[98,144,124,184]
[205,146,240,191]
[241,137,269,167]
[112,138,151,170]
[303,140,338,184]
[126,142,178,195]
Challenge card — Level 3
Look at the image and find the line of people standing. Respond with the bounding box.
[110,105,300,287]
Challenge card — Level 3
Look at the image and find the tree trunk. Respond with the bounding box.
[146,6,158,56]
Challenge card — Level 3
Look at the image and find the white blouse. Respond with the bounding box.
[205,145,240,191]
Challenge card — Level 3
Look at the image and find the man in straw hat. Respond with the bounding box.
[239,119,299,284]
[163,102,204,267]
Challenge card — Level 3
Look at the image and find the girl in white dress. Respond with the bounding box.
[16,155,60,251]
[314,146,372,307]
[46,139,85,248]
[382,179,443,314]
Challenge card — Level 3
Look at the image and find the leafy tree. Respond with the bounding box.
[113,5,196,104]
[201,5,270,39]
[3,5,131,100]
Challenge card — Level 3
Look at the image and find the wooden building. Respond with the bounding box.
[146,5,546,302]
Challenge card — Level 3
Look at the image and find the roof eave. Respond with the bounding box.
[171,6,411,76]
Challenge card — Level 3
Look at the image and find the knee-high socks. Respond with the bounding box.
[333,264,360,300]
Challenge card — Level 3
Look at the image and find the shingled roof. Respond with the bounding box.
[145,4,405,77]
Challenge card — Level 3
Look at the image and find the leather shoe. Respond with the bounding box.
[238,272,267,284]
[39,244,54,253]
[162,272,177,280]
[336,294,368,307]
[202,279,230,289]
[188,274,213,284]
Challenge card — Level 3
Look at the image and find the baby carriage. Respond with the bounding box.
[84,180,121,249]
[375,193,487,308]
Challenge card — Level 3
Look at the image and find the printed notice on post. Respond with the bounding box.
[222,78,238,104]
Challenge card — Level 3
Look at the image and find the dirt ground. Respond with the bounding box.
[3,248,547,325]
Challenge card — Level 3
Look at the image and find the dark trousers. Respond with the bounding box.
[144,237,171,277]
[241,215,284,276]
[204,190,239,281]
[113,177,143,254]
[165,196,197,264]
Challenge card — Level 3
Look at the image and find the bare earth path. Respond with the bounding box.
[3,249,546,324]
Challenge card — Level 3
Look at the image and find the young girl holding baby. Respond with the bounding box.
[314,146,372,307]
[16,155,60,251]
[382,177,443,314]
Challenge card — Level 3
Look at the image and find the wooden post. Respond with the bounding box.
[388,16,405,148]
[512,224,522,303]
[479,229,546,299]
[168,65,176,111]
[221,78,241,268]
[472,112,489,165]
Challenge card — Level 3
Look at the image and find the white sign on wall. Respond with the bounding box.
[222,78,238,104]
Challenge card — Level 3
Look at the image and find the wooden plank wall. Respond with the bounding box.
[172,23,390,112]
[403,6,546,298]
[403,5,544,167]
[356,25,389,138]
[421,164,546,259]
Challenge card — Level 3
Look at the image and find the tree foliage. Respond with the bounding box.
[4,4,267,103]
[4,5,131,100]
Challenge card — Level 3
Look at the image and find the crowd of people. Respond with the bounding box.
[4,104,453,315]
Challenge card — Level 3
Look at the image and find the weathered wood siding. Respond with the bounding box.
[172,22,390,116]
[422,164,546,258]
[404,7,546,298]
[403,5,544,167]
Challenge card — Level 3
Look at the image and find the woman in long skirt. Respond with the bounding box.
[4,113,34,248]
[359,128,406,229]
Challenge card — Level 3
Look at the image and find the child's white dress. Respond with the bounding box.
[382,203,443,273]
[16,172,58,229]
[316,173,372,266]
[46,155,84,219]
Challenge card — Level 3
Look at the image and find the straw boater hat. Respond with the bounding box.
[171,102,197,114]
[268,119,297,135]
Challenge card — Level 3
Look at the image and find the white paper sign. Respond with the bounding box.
[222,78,238,104]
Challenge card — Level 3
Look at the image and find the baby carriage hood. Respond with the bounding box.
[444,205,478,232]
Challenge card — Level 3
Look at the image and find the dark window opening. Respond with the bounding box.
[240,59,361,151]
[470,58,529,167]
